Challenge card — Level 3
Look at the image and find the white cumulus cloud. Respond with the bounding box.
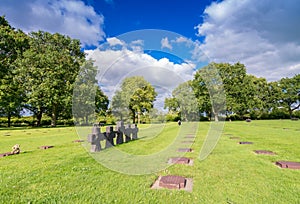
[85,38,196,110]
[195,0,300,81]
[161,37,173,50]
[0,0,105,46]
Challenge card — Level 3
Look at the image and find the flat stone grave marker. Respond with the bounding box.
[181,141,194,144]
[254,150,276,155]
[168,157,193,165]
[177,148,193,152]
[275,161,300,169]
[40,146,54,149]
[73,140,84,143]
[151,175,193,192]
[0,152,14,158]
[185,135,195,139]
[239,141,253,144]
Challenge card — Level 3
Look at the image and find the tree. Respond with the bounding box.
[164,81,199,121]
[277,74,300,118]
[129,83,157,123]
[164,97,179,113]
[192,63,226,121]
[73,59,97,124]
[111,76,157,123]
[192,71,212,119]
[16,31,85,126]
[216,62,248,118]
[0,16,29,127]
[95,86,109,117]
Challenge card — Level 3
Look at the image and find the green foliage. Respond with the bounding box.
[73,59,109,125]
[0,116,74,127]
[192,63,226,121]
[191,62,300,121]
[165,113,181,122]
[111,76,157,123]
[16,31,85,126]
[0,16,29,127]
[276,74,300,118]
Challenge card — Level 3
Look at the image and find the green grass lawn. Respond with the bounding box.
[0,120,299,203]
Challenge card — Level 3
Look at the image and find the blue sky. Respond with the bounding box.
[1,0,299,81]
[82,0,210,41]
[1,0,299,107]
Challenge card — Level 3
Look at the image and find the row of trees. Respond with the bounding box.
[0,16,109,127]
[1,16,299,126]
[165,62,300,121]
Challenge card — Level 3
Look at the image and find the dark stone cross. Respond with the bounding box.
[131,124,138,140]
[124,124,132,142]
[116,121,125,145]
[105,126,115,148]
[87,124,105,152]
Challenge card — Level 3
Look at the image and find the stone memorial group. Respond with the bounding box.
[88,121,139,152]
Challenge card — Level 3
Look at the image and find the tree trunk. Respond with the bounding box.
[289,108,293,119]
[131,109,136,124]
[212,106,219,122]
[7,112,11,127]
[137,112,141,124]
[51,104,57,127]
[85,115,89,125]
[214,113,219,122]
[36,110,43,126]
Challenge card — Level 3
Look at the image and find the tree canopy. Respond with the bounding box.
[111,76,157,123]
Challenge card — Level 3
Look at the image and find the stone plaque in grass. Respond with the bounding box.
[0,152,14,158]
[181,141,194,144]
[73,140,84,143]
[151,175,193,192]
[40,146,54,149]
[159,175,186,189]
[185,136,195,139]
[177,148,193,152]
[254,150,276,155]
[275,161,300,169]
[168,157,193,165]
[239,142,253,144]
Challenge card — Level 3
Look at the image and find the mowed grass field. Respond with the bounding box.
[0,120,299,203]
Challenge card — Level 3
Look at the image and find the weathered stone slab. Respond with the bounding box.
[0,152,14,158]
[254,150,276,155]
[181,141,194,144]
[73,140,84,143]
[168,157,191,165]
[177,148,193,152]
[151,176,193,192]
[159,175,186,189]
[239,142,253,144]
[184,136,195,139]
[276,161,300,169]
[40,146,54,149]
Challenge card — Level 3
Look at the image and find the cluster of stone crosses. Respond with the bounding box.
[87,121,138,152]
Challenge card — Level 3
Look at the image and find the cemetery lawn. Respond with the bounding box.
[0,120,299,203]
